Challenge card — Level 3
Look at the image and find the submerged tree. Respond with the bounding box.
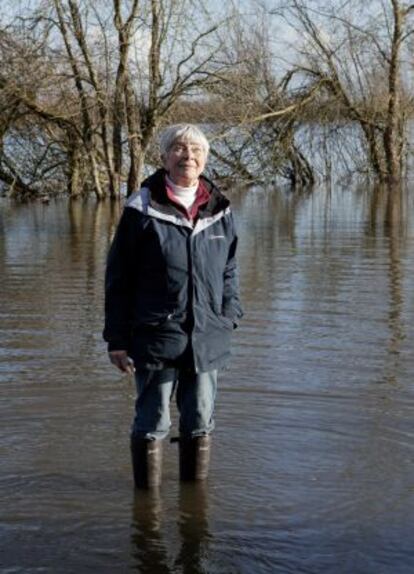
[271,0,414,184]
[0,0,233,199]
[202,8,319,188]
[1,0,414,199]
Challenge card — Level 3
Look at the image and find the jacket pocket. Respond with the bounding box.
[133,306,187,330]
[136,315,172,329]
[218,315,234,330]
[133,306,173,328]
[211,301,234,330]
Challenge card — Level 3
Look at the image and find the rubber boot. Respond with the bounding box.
[130,436,162,489]
[179,435,211,481]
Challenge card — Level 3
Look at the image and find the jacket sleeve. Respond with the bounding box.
[222,215,243,325]
[103,207,140,351]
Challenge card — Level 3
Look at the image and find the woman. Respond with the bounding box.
[103,124,242,488]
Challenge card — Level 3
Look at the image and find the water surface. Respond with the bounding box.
[1,187,413,573]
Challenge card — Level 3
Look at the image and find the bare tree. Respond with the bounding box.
[5,0,413,198]
[0,23,74,199]
[201,8,318,188]
[271,0,414,184]
[120,0,230,195]
[0,0,234,199]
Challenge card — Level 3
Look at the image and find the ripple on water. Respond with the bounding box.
[1,191,414,573]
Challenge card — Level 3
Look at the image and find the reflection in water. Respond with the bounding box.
[366,186,406,380]
[130,484,210,574]
[174,483,210,574]
[130,490,169,573]
[384,188,405,362]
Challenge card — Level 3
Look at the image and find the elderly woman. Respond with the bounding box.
[103,124,242,488]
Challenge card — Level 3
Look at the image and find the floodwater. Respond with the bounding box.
[1,186,413,573]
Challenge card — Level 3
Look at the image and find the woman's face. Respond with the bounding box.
[163,138,207,186]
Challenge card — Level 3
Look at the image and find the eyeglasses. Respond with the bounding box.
[170,143,204,156]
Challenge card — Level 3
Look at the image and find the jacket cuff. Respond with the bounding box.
[107,340,129,352]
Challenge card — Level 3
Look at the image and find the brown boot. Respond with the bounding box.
[130,436,162,489]
[179,435,211,481]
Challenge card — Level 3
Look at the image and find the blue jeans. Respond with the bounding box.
[131,368,217,440]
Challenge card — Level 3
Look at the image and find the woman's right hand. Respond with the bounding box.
[108,350,135,375]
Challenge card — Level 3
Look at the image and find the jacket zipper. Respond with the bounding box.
[187,231,199,373]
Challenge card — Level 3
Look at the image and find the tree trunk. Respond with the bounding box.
[361,124,387,181]
[113,0,140,199]
[68,144,82,198]
[128,144,146,197]
[68,0,116,198]
[124,79,142,196]
[53,0,107,199]
[383,0,403,183]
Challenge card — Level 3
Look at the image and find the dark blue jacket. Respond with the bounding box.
[103,169,243,372]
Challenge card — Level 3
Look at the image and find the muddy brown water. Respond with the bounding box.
[1,187,413,573]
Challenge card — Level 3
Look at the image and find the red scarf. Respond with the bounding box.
[165,177,210,222]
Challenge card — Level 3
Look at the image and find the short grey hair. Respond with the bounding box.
[159,124,209,159]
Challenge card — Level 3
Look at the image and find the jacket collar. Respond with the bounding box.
[141,168,230,219]
[126,169,231,232]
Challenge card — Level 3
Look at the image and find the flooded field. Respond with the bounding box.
[1,186,413,573]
